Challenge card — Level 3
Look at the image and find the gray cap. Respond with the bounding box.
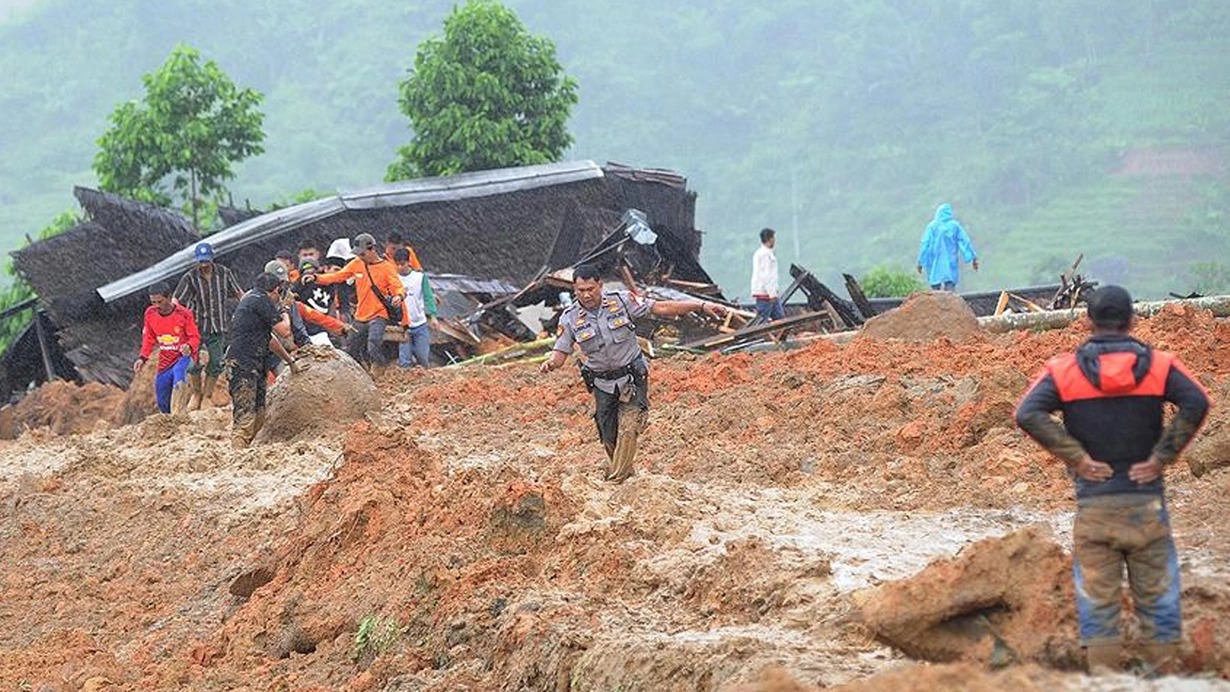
[264,259,289,282]
[353,233,377,253]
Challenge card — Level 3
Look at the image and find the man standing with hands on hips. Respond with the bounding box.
[540,264,725,483]
[1015,285,1210,675]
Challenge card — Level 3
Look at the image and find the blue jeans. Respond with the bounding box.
[754,297,785,323]
[154,355,193,414]
[398,323,431,368]
[930,281,956,291]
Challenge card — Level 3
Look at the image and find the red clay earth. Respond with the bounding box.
[1,295,1229,690]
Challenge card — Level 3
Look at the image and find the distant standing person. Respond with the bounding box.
[1015,285,1210,675]
[539,264,725,483]
[916,203,979,291]
[173,241,243,410]
[135,282,201,415]
[227,272,304,449]
[750,227,784,323]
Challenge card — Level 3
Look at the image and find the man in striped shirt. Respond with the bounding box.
[174,241,244,410]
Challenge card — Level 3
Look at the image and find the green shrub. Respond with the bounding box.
[861,265,925,298]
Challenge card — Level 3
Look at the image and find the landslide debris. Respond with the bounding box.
[254,345,380,443]
[858,291,983,342]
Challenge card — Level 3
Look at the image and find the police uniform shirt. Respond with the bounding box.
[553,291,654,394]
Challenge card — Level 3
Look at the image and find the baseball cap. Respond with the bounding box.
[353,233,377,253]
[194,242,215,262]
[299,257,320,273]
[264,259,289,282]
[1087,285,1133,327]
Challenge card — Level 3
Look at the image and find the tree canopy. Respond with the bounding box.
[386,0,578,180]
[93,44,266,229]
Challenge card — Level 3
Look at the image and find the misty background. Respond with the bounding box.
[1,0,1228,299]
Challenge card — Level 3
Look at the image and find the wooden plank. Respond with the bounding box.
[994,291,1010,317]
[789,264,864,328]
[842,273,877,319]
[679,310,830,350]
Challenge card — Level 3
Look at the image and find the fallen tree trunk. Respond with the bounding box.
[977,295,1230,334]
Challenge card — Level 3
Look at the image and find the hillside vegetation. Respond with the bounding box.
[1,0,1228,297]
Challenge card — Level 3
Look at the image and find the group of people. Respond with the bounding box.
[135,231,440,448]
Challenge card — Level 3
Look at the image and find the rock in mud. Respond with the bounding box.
[858,291,982,343]
[254,345,380,443]
[857,525,1079,667]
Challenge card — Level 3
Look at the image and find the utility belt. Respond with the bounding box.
[580,357,647,392]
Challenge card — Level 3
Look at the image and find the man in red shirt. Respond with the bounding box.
[134,282,201,414]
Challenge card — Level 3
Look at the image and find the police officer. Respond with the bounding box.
[540,264,725,482]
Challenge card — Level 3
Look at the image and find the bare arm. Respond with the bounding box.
[540,349,569,373]
[650,300,725,319]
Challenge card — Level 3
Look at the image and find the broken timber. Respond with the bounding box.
[789,264,863,328]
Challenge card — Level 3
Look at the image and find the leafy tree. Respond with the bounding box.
[93,44,265,230]
[386,0,579,180]
[861,265,925,298]
[0,211,78,353]
[1187,261,1230,295]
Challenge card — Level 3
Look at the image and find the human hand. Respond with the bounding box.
[972,259,981,272]
[300,274,316,284]
[429,316,440,330]
[1129,456,1163,484]
[289,358,310,375]
[916,265,923,275]
[344,324,359,335]
[539,360,554,374]
[1074,455,1113,482]
[391,295,404,305]
[199,349,210,367]
[700,302,726,319]
[133,358,145,374]
[179,344,193,357]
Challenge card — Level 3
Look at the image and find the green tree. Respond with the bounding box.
[93,44,265,230]
[386,0,579,180]
[0,211,78,353]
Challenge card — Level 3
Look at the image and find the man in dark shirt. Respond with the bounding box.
[227,272,304,449]
[1015,285,1210,674]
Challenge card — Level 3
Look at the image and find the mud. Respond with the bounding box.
[1,307,1230,690]
[254,345,380,444]
[0,380,125,438]
[858,291,984,342]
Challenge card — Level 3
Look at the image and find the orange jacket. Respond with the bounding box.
[314,257,405,322]
[296,302,347,334]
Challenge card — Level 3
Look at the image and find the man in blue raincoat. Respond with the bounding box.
[916,203,979,291]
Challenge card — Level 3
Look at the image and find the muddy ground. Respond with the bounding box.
[2,299,1230,691]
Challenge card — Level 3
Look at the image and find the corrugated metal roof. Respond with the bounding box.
[96,161,606,304]
[341,160,603,209]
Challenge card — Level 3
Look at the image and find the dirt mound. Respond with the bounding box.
[0,380,125,439]
[857,525,1079,667]
[254,345,380,443]
[858,292,983,343]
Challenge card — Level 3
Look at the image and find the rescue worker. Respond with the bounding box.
[134,282,201,414]
[227,271,304,449]
[172,241,243,410]
[1015,285,1210,675]
[304,232,404,369]
[539,264,725,482]
[916,203,978,291]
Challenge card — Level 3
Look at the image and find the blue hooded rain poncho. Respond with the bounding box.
[917,203,977,289]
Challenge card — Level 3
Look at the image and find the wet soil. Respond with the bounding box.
[1,302,1230,690]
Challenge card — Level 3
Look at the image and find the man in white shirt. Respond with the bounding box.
[393,248,438,367]
[750,227,784,323]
